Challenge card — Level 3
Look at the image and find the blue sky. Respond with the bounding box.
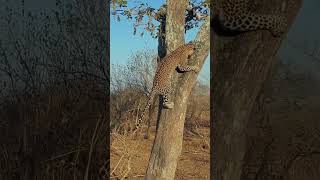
[110,1,210,84]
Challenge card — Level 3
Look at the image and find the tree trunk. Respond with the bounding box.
[211,1,303,180]
[145,0,210,179]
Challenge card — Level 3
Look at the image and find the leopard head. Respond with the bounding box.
[184,43,196,58]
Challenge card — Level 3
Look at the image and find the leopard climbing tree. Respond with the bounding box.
[144,0,210,179]
[132,43,199,137]
[107,1,210,179]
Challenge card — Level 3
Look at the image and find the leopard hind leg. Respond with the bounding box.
[159,85,174,109]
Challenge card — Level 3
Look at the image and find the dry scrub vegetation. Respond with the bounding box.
[0,1,108,179]
[110,49,210,179]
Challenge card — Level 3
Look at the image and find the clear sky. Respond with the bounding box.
[110,1,210,84]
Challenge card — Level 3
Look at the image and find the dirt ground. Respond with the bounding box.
[110,116,210,180]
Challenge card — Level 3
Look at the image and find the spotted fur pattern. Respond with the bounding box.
[212,0,287,36]
[134,43,199,134]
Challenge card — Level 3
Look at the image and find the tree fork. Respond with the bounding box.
[145,0,210,179]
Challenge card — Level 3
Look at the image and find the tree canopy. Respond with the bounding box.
[110,0,210,38]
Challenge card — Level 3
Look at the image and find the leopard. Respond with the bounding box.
[132,43,199,136]
[98,43,199,180]
[210,0,287,36]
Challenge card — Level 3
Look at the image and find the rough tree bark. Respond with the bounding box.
[144,0,210,179]
[211,1,303,180]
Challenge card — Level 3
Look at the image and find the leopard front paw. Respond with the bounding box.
[163,102,174,109]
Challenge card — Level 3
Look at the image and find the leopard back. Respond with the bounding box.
[213,0,287,36]
[152,43,195,89]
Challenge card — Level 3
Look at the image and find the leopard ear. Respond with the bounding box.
[190,41,198,50]
[156,55,161,64]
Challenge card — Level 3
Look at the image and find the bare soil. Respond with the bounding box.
[110,116,210,180]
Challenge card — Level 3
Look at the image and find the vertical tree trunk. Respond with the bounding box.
[211,1,303,180]
[145,0,210,179]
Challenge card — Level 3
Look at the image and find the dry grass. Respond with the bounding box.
[109,78,210,179]
[110,112,210,180]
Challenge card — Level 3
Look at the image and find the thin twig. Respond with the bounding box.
[84,115,102,180]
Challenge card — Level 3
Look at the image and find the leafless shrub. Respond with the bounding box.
[110,48,157,134]
[0,0,108,179]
